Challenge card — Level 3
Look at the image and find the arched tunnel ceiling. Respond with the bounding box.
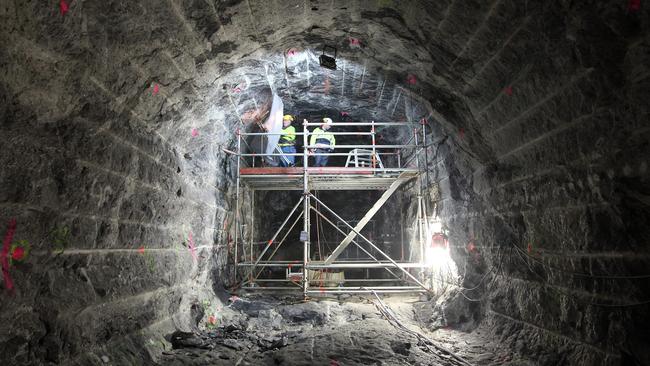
[5,0,635,171]
[183,0,465,145]
[3,0,639,210]
[3,0,509,151]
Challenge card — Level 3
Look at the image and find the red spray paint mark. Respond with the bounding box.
[340,111,349,116]
[59,0,69,16]
[188,232,197,261]
[628,0,641,11]
[459,128,465,139]
[138,246,145,254]
[191,128,199,137]
[407,74,417,85]
[2,219,17,292]
[349,37,361,47]
[527,243,532,254]
[11,247,25,261]
[330,360,341,366]
[208,315,217,325]
[287,48,297,57]
[504,86,513,96]
[152,84,160,95]
[268,239,273,246]
[467,242,476,252]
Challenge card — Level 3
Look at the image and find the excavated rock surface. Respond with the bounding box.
[159,296,517,366]
[0,0,648,365]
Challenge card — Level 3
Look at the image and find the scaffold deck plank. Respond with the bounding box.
[239,167,418,190]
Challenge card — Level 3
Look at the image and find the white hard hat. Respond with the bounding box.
[322,117,333,125]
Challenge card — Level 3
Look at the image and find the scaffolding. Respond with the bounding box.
[232,120,432,296]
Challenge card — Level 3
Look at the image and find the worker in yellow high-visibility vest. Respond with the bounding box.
[278,114,296,167]
[309,117,335,167]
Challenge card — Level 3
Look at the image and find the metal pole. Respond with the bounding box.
[421,123,431,192]
[309,193,430,292]
[304,144,417,149]
[303,119,310,298]
[304,122,419,126]
[420,124,432,275]
[371,120,377,168]
[414,128,425,275]
[400,193,404,261]
[234,129,241,282]
[250,190,255,281]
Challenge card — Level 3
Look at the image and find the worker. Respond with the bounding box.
[309,117,335,167]
[278,114,296,167]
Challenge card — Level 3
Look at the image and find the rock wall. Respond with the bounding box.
[424,1,650,364]
[0,1,238,364]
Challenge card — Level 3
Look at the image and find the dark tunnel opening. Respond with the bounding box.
[1,1,649,365]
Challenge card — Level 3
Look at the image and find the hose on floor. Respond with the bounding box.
[367,289,474,366]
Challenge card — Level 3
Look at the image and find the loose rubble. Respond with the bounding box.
[159,295,530,365]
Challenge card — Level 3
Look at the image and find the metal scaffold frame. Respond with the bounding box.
[231,120,432,296]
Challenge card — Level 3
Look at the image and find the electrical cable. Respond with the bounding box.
[456,245,513,302]
[510,242,650,279]
[492,214,650,307]
[367,289,474,366]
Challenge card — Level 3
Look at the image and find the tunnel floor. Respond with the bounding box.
[159,296,527,366]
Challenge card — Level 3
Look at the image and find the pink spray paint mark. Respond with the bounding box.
[152,84,160,95]
[349,37,361,47]
[504,85,513,96]
[407,74,417,85]
[628,0,641,11]
[467,242,476,252]
[340,111,349,116]
[228,295,240,303]
[459,127,465,139]
[2,219,17,292]
[59,0,69,16]
[527,243,532,254]
[188,232,197,261]
[138,246,145,254]
[287,48,297,57]
[191,128,199,137]
[12,247,25,261]
[208,315,217,325]
[233,87,241,93]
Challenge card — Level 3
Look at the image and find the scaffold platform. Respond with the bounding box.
[239,167,418,190]
[231,120,433,297]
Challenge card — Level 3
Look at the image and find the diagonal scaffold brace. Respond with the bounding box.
[309,193,430,292]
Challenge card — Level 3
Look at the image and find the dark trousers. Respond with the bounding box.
[279,145,296,167]
[314,148,330,167]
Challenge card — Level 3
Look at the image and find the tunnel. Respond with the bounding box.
[1,1,649,365]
